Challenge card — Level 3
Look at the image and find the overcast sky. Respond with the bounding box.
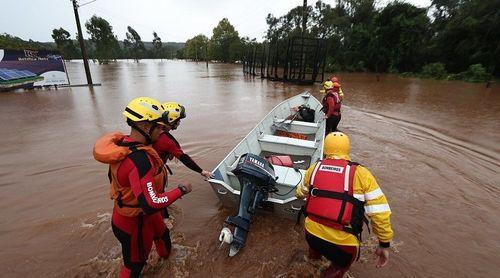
[1,0,432,43]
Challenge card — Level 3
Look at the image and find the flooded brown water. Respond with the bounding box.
[0,60,499,277]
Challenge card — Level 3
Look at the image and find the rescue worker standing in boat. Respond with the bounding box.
[296,132,393,277]
[93,97,192,278]
[153,102,214,180]
[322,81,342,135]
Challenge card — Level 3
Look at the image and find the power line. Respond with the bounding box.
[79,0,98,8]
[89,3,174,41]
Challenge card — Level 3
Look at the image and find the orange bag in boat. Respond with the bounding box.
[266,155,293,167]
[276,130,308,140]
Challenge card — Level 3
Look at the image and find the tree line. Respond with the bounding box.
[261,0,499,81]
[52,15,248,64]
[180,18,249,63]
[181,0,498,81]
[1,0,497,81]
[50,15,183,63]
[0,33,55,51]
[0,17,182,63]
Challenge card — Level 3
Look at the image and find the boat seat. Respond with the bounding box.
[273,118,318,128]
[272,164,305,188]
[273,118,319,134]
[226,164,305,188]
[259,134,316,148]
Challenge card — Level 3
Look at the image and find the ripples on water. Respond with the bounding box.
[0,60,498,277]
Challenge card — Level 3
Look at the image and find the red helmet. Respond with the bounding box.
[331,76,339,82]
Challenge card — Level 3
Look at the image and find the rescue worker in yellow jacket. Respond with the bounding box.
[296,132,393,277]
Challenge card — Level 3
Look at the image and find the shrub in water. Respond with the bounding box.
[463,64,490,82]
[325,57,341,72]
[421,63,447,79]
[388,65,399,74]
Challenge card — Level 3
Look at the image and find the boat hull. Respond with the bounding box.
[208,92,325,219]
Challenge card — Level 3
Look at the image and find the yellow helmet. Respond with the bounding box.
[324,132,350,158]
[323,80,334,90]
[123,97,167,125]
[162,102,186,125]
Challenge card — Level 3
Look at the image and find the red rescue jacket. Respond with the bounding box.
[322,92,341,117]
[306,159,366,235]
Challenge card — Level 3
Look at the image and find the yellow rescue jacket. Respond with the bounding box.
[296,155,393,246]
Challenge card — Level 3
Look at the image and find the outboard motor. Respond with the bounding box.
[222,153,277,256]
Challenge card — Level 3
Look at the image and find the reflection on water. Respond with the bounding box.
[0,60,499,277]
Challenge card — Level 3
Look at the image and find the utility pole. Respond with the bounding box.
[72,0,93,85]
[205,44,208,68]
[299,0,307,81]
[302,0,308,37]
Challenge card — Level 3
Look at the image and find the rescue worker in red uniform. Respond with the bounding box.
[153,102,213,180]
[322,81,342,135]
[93,97,192,278]
[296,132,393,277]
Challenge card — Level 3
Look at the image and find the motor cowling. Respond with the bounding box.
[232,153,277,190]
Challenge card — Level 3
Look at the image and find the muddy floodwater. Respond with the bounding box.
[0,60,499,277]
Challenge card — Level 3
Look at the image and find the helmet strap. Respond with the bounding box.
[130,121,153,145]
[147,123,158,142]
[169,121,179,130]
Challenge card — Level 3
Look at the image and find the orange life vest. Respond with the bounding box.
[276,130,308,140]
[93,132,167,217]
[305,159,367,236]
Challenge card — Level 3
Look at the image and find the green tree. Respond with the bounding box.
[51,28,79,60]
[85,15,120,63]
[372,2,430,72]
[208,18,242,62]
[152,31,163,59]
[310,1,337,39]
[176,48,185,59]
[51,28,70,53]
[124,26,145,62]
[430,0,499,75]
[265,5,310,41]
[341,0,377,71]
[185,34,208,61]
[310,1,350,70]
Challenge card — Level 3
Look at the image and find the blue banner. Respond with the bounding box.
[0,49,69,86]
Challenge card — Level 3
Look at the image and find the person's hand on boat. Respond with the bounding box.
[375,247,390,268]
[177,182,193,195]
[201,170,214,180]
[290,106,299,112]
[323,115,328,119]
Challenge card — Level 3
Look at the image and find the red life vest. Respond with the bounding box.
[306,159,366,235]
[321,92,341,117]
